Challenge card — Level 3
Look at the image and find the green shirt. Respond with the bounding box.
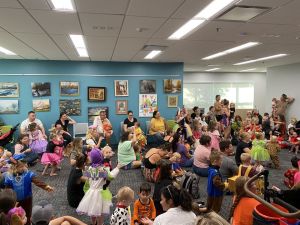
[118,141,135,166]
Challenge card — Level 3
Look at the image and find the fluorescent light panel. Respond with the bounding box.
[234,54,287,65]
[69,34,89,57]
[202,42,260,60]
[0,46,16,55]
[50,0,74,11]
[168,0,237,40]
[144,50,162,59]
[240,68,256,72]
[205,67,220,71]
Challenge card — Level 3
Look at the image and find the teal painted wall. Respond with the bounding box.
[0,60,183,144]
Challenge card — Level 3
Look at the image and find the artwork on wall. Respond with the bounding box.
[0,100,19,114]
[167,95,178,108]
[0,82,19,98]
[140,80,156,94]
[60,81,79,96]
[88,87,106,101]
[114,80,129,96]
[31,82,51,97]
[59,99,81,115]
[164,79,182,93]
[32,99,50,112]
[88,106,109,123]
[139,94,157,117]
[116,100,128,115]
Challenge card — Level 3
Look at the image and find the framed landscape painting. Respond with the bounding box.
[0,100,19,114]
[59,99,81,115]
[60,81,79,96]
[116,100,128,115]
[88,87,106,101]
[0,82,19,97]
[31,82,51,97]
[88,106,109,123]
[164,79,182,93]
[114,80,128,96]
[32,99,50,112]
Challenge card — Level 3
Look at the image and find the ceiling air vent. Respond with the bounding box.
[217,6,270,22]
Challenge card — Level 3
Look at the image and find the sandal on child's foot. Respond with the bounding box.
[50,173,58,177]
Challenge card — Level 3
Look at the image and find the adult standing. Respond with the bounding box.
[55,112,76,146]
[93,110,113,145]
[214,95,222,122]
[193,135,212,177]
[123,110,137,132]
[20,111,46,138]
[149,111,167,145]
[275,94,294,119]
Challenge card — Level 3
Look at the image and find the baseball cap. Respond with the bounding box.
[31,200,53,224]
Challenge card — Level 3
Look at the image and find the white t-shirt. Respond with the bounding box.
[20,118,44,134]
[153,207,196,225]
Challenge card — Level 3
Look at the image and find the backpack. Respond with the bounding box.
[180,171,200,199]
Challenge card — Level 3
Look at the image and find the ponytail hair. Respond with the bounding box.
[160,185,193,211]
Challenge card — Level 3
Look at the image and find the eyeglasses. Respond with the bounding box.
[166,185,173,200]
[128,114,133,116]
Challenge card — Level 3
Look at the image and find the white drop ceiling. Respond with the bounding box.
[0,0,299,72]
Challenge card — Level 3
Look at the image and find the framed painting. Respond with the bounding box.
[31,82,51,97]
[116,100,128,115]
[32,99,50,112]
[88,87,106,101]
[60,81,79,96]
[114,80,129,96]
[139,94,157,117]
[0,100,19,114]
[88,106,109,122]
[164,79,182,93]
[167,95,178,107]
[139,80,156,94]
[59,99,81,115]
[0,82,19,97]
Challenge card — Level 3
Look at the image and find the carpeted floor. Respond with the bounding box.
[32,148,296,224]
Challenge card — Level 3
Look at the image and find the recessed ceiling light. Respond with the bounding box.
[144,50,162,59]
[69,34,89,57]
[240,68,256,72]
[168,19,205,40]
[202,42,260,60]
[195,0,236,20]
[233,54,287,65]
[0,46,16,55]
[49,0,75,12]
[205,68,220,71]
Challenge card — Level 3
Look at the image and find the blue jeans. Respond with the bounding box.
[193,165,208,177]
[150,133,164,147]
[180,158,194,167]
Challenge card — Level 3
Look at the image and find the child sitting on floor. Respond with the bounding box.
[169,152,185,177]
[239,153,256,178]
[284,156,299,189]
[134,122,147,149]
[288,127,299,155]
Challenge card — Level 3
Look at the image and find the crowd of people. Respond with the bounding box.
[0,93,300,225]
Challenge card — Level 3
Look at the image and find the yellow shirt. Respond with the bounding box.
[149,118,165,135]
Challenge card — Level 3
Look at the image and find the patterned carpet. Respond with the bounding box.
[31,148,296,224]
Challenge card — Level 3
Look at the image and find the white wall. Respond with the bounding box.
[266,63,300,120]
[183,72,266,112]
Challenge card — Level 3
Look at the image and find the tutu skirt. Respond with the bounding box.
[41,153,61,165]
[251,146,270,161]
[30,140,47,154]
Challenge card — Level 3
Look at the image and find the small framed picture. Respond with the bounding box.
[168,95,178,108]
[140,80,156,94]
[114,80,129,96]
[32,99,50,112]
[31,82,51,97]
[88,87,106,101]
[0,82,19,98]
[0,100,19,114]
[164,79,182,93]
[116,100,128,115]
[60,81,79,96]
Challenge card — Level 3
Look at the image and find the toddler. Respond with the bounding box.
[169,152,185,177]
[251,132,270,171]
[134,122,147,148]
[27,123,48,155]
[284,156,299,188]
[288,128,299,154]
[267,136,281,169]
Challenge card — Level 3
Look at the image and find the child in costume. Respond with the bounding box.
[77,148,120,225]
[134,122,147,148]
[267,136,281,169]
[28,123,48,155]
[251,132,270,172]
[6,206,27,225]
[284,156,299,188]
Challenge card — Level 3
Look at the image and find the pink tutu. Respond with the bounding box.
[41,153,61,165]
[30,140,48,154]
[209,131,220,151]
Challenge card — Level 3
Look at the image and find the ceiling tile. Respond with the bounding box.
[75,0,129,14]
[0,0,22,8]
[29,10,82,34]
[127,0,184,18]
[79,13,123,37]
[237,0,292,8]
[120,16,166,38]
[171,0,211,19]
[0,8,43,33]
[19,0,51,10]
[152,18,186,39]
[85,36,117,61]
[13,33,68,60]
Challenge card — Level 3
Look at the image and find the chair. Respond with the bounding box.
[73,123,88,139]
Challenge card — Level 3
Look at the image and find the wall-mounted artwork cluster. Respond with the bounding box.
[0,83,19,114]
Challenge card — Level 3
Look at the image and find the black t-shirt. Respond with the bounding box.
[235,141,252,166]
[55,119,69,131]
[153,178,173,216]
[123,118,137,128]
[67,167,84,208]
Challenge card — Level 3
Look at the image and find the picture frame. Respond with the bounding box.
[164,79,182,93]
[114,80,129,96]
[88,106,109,123]
[0,100,19,114]
[116,100,128,115]
[139,94,158,117]
[31,82,51,97]
[32,99,50,112]
[59,99,81,115]
[88,87,106,101]
[0,82,19,98]
[139,80,156,94]
[168,95,178,108]
[60,81,79,96]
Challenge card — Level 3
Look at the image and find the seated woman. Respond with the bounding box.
[117,130,141,170]
[173,108,193,142]
[123,110,137,132]
[55,112,76,147]
[171,133,193,167]
[14,134,39,166]
[149,111,167,146]
[93,110,113,145]
[193,135,212,177]
[85,125,103,149]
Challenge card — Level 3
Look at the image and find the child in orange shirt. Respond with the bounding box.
[132,183,156,225]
